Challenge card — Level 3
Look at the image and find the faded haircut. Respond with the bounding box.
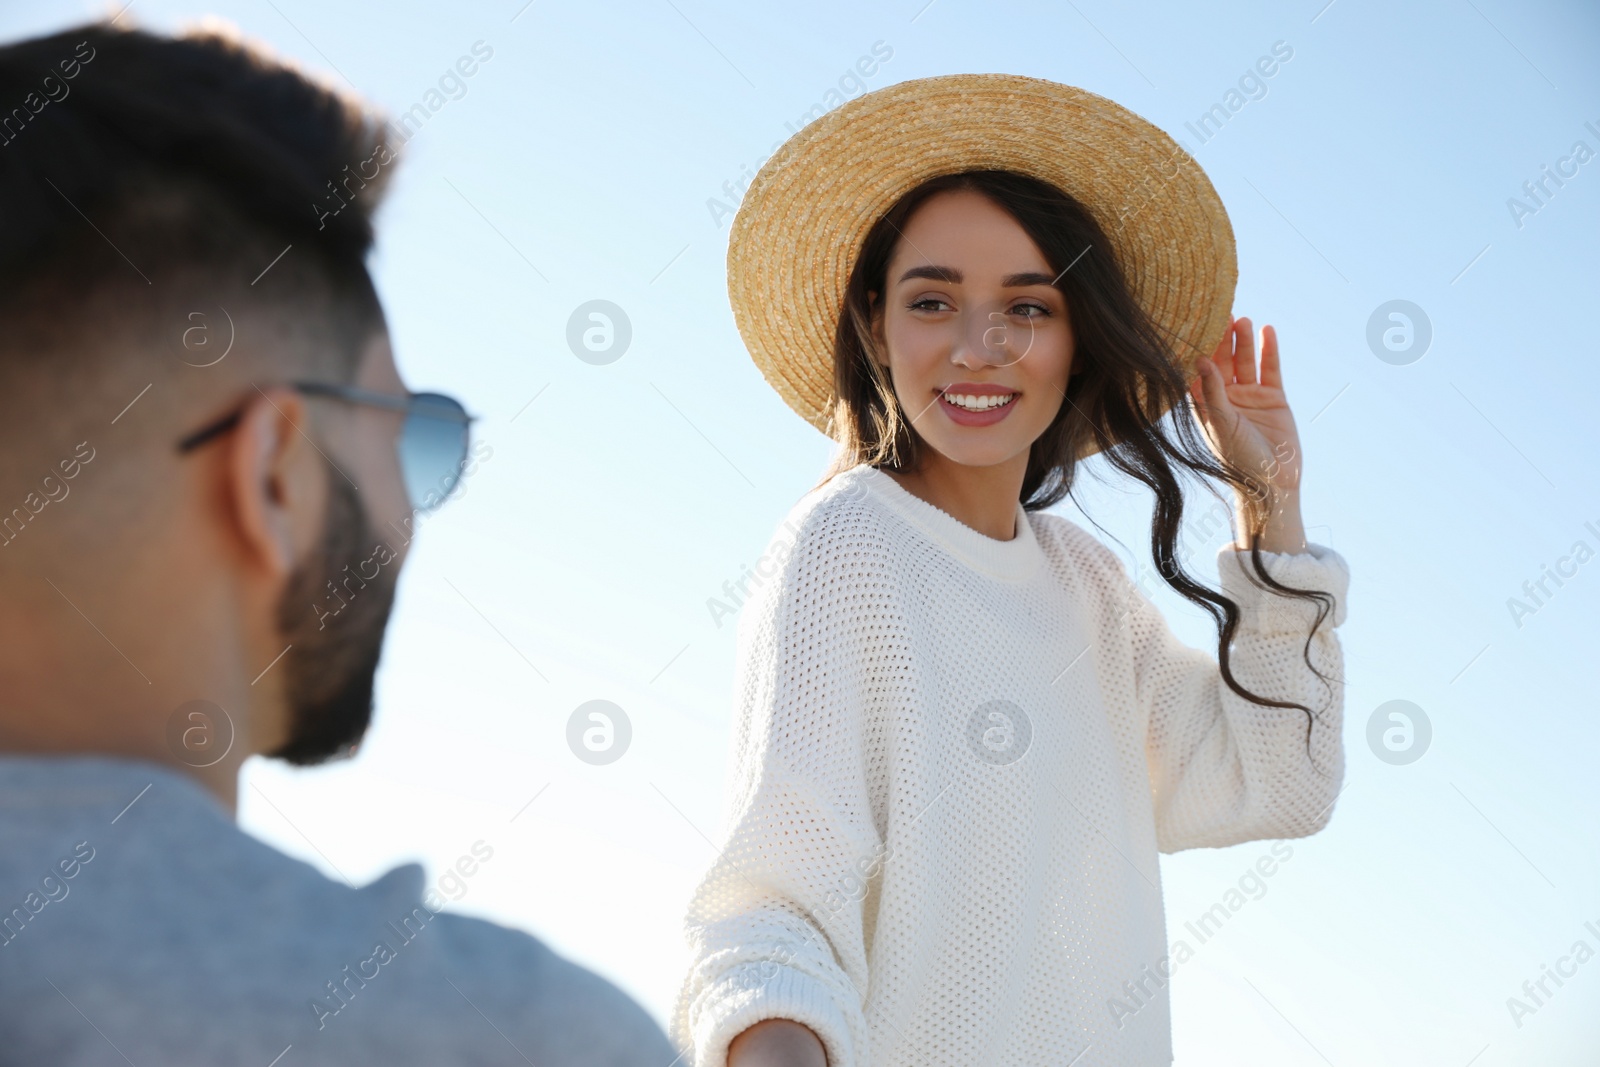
[0,21,398,455]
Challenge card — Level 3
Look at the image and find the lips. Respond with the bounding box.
[937,383,1019,426]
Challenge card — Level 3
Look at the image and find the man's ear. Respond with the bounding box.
[225,389,325,581]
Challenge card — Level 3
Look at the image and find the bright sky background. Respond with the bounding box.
[7,0,1598,1063]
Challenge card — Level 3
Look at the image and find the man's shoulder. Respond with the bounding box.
[0,756,676,1065]
[0,755,408,922]
[429,911,676,1065]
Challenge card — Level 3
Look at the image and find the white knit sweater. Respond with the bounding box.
[672,463,1349,1067]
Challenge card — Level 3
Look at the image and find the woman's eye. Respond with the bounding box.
[1012,302,1051,318]
[908,298,952,313]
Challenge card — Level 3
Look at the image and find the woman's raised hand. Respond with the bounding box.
[1189,315,1309,552]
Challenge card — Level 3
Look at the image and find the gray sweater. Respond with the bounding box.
[0,755,678,1066]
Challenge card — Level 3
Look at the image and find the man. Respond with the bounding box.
[0,22,676,1066]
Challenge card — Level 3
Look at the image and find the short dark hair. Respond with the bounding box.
[0,21,396,398]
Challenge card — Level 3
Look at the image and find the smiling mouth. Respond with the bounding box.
[939,390,1017,411]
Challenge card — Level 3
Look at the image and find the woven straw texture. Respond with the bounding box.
[726,73,1237,453]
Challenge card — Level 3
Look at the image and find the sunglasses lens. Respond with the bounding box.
[398,394,470,513]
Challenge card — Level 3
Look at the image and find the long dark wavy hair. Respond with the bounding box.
[817,169,1337,768]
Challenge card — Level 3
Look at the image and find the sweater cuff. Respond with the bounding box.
[1216,541,1350,634]
[688,960,857,1067]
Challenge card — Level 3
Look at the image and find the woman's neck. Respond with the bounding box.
[880,450,1028,541]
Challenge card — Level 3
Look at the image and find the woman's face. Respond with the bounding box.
[871,188,1074,471]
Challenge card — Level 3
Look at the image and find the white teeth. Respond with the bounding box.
[943,392,1016,411]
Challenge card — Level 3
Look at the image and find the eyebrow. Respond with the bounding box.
[896,265,1058,288]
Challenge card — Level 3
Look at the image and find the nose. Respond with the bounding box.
[949,301,1033,370]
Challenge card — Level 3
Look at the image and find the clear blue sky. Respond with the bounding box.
[6,0,1598,1062]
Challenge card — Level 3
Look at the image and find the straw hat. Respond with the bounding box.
[726,73,1237,455]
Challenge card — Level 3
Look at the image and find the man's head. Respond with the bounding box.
[0,22,420,803]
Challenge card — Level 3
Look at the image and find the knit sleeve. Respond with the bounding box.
[1113,541,1351,852]
[670,512,894,1067]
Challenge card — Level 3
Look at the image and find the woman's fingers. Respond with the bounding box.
[1234,317,1257,386]
[1211,314,1238,384]
[1194,356,1234,429]
[1258,324,1282,391]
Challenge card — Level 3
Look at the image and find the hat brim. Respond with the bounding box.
[726,73,1237,460]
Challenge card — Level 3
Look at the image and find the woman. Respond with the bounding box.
[672,74,1349,1067]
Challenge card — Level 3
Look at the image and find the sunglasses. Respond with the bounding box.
[176,381,476,514]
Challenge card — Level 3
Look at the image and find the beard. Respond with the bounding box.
[266,465,401,765]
